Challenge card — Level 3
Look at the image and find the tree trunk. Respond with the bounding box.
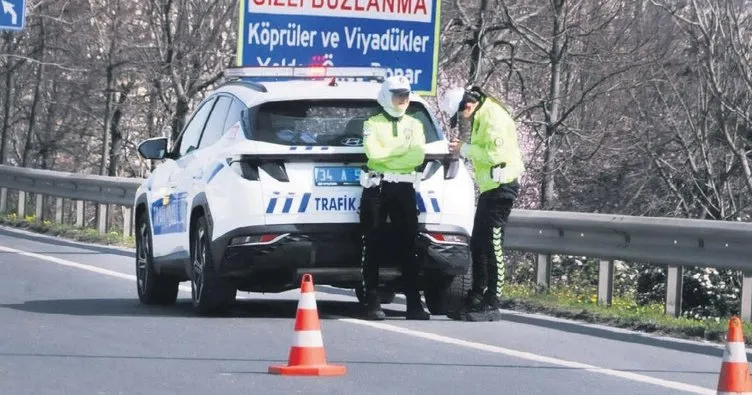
[170,97,189,144]
[107,84,130,176]
[540,0,566,210]
[21,18,46,168]
[1,49,13,164]
[99,65,114,175]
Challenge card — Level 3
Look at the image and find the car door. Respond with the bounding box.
[150,96,216,258]
[181,95,233,210]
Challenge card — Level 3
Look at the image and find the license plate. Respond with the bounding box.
[314,166,361,186]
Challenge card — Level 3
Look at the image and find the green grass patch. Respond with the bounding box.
[0,212,136,249]
[501,283,748,345]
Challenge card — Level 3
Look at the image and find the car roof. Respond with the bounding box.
[213,79,430,107]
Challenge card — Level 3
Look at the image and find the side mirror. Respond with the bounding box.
[137,137,168,160]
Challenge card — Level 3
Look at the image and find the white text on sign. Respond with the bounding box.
[249,0,433,24]
[248,22,430,55]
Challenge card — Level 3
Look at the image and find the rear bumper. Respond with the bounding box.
[211,223,471,290]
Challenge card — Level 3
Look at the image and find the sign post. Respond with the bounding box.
[236,0,441,96]
[0,0,25,31]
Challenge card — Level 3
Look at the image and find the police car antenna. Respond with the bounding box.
[224,66,388,82]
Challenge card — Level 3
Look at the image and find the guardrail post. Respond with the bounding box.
[665,264,683,317]
[0,187,7,213]
[741,271,752,321]
[75,200,84,227]
[55,198,63,223]
[97,204,107,233]
[536,253,552,293]
[122,206,132,239]
[35,194,43,220]
[17,191,25,217]
[598,259,614,306]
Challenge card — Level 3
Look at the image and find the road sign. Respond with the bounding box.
[236,0,441,96]
[0,0,24,31]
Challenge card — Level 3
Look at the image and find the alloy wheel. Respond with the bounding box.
[136,220,149,294]
[191,226,206,304]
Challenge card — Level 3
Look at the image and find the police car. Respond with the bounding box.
[133,66,476,315]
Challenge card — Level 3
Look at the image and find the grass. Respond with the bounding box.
[501,283,748,345]
[0,212,136,249]
[0,211,746,345]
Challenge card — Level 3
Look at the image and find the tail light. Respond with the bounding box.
[444,159,460,180]
[227,156,289,182]
[423,232,468,245]
[229,233,289,246]
[421,160,442,180]
[420,158,461,180]
[228,159,260,181]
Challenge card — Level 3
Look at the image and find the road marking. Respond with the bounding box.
[0,245,195,293]
[1,244,717,394]
[339,318,716,394]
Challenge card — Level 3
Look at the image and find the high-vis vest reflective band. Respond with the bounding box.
[363,111,426,175]
[465,98,525,193]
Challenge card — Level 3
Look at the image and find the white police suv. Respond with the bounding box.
[133,67,476,315]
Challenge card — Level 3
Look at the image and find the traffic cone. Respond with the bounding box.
[717,316,752,394]
[268,273,347,376]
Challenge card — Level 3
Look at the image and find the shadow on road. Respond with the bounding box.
[0,297,409,320]
[0,350,719,375]
[500,312,733,360]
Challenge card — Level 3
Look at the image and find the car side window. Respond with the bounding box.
[178,98,215,157]
[198,96,232,149]
[223,98,246,134]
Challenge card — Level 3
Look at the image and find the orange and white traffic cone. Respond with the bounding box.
[717,316,752,394]
[268,273,346,376]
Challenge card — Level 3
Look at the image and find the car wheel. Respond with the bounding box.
[136,212,179,305]
[423,266,472,316]
[190,215,236,315]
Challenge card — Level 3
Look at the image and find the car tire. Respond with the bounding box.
[355,285,397,305]
[190,215,236,316]
[136,212,179,305]
[423,266,472,316]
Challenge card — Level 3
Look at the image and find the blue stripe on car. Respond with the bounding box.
[299,193,311,213]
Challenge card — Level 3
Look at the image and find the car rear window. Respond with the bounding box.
[249,99,441,146]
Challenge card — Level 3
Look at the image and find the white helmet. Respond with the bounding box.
[377,75,412,118]
[439,87,467,117]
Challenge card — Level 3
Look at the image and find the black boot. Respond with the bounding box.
[448,289,488,321]
[405,292,430,320]
[483,290,503,321]
[364,291,386,321]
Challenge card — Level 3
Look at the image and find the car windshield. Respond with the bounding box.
[250,99,442,147]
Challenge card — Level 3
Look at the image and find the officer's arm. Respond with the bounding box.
[464,111,515,166]
[389,120,426,169]
[363,120,408,160]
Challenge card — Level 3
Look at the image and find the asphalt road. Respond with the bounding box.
[0,226,734,394]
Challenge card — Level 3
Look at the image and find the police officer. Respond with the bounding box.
[359,75,430,321]
[439,86,525,321]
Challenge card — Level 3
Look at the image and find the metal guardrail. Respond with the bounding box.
[0,164,751,321]
[507,209,751,271]
[0,164,143,206]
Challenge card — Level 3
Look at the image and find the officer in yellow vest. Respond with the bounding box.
[439,85,524,321]
[358,75,430,321]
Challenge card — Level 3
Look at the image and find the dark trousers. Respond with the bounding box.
[470,180,519,298]
[359,181,420,299]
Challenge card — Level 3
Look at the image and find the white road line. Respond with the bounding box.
[1,244,717,394]
[0,245,194,293]
[338,318,716,394]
